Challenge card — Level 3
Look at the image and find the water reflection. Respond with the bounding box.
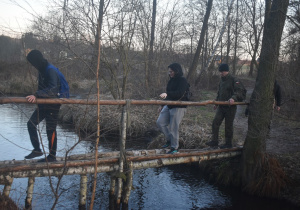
[0,104,91,160]
[0,104,96,209]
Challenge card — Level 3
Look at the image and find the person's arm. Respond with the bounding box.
[245,105,249,117]
[275,83,281,107]
[214,83,220,109]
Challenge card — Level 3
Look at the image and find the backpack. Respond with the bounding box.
[234,78,247,102]
[186,84,192,101]
[178,83,192,101]
[46,64,70,98]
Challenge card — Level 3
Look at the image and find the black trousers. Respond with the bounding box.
[27,104,61,156]
[212,105,237,144]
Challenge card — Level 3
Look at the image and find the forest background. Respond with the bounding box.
[0,0,299,137]
[0,0,300,208]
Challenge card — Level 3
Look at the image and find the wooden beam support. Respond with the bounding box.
[109,177,116,210]
[79,175,87,210]
[3,176,13,197]
[25,177,35,210]
[122,161,133,205]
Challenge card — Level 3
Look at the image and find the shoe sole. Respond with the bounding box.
[25,153,43,159]
[167,151,178,154]
[38,159,57,163]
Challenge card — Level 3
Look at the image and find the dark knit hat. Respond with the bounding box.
[219,63,229,72]
[168,63,182,73]
[26,50,48,70]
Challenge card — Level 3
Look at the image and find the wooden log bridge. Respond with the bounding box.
[0,147,242,208]
[0,148,242,178]
[0,97,247,209]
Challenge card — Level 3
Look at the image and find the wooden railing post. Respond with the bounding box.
[109,177,116,210]
[3,176,13,197]
[25,177,35,210]
[122,161,133,207]
[116,100,129,208]
[79,175,88,210]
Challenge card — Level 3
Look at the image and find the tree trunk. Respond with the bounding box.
[232,0,239,76]
[187,0,213,83]
[242,0,289,196]
[147,0,157,95]
[195,0,235,84]
[226,16,231,64]
[90,1,104,207]
[247,0,262,77]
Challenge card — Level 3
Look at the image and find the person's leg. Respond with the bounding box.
[169,107,186,150]
[45,105,61,157]
[208,107,225,146]
[25,107,46,159]
[224,106,237,146]
[156,106,171,145]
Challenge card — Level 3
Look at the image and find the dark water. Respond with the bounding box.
[0,104,298,210]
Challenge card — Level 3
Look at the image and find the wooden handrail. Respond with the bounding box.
[0,97,249,106]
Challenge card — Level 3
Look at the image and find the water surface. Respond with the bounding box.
[0,104,298,209]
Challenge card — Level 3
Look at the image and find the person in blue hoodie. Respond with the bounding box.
[24,50,69,162]
[156,63,189,154]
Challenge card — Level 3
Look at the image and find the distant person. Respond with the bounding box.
[245,80,281,117]
[156,63,189,154]
[24,50,69,162]
[206,64,246,149]
[273,80,281,111]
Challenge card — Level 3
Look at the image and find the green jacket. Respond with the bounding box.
[216,74,245,102]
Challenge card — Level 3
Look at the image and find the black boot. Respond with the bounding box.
[38,154,56,162]
[205,141,218,147]
[25,149,43,159]
[220,144,232,149]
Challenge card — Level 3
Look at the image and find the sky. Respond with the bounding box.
[0,0,47,37]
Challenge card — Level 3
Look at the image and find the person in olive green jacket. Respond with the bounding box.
[206,63,246,148]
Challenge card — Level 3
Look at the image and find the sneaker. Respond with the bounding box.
[37,155,57,163]
[162,141,171,148]
[167,148,178,154]
[25,150,43,159]
[205,141,218,147]
[220,144,232,149]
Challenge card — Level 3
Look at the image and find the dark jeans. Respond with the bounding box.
[212,105,237,145]
[27,104,61,156]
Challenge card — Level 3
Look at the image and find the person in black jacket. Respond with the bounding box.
[273,80,281,111]
[24,50,67,162]
[156,63,189,154]
[245,80,281,117]
[206,64,245,149]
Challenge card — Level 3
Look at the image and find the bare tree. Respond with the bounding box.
[232,0,239,75]
[242,0,289,197]
[186,0,213,84]
[195,0,235,85]
[241,0,264,77]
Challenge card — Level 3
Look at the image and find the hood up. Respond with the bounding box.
[26,50,48,72]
